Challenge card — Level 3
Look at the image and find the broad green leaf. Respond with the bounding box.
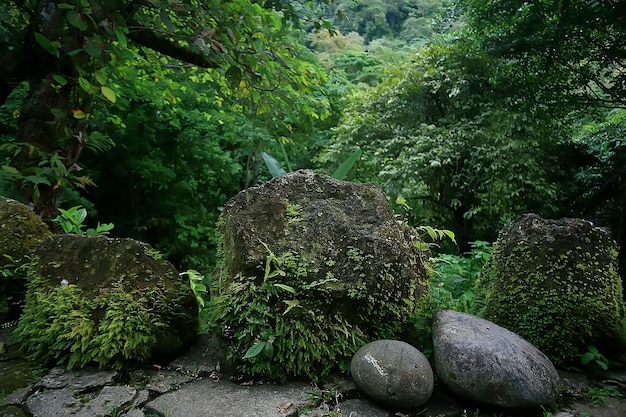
[78,77,98,95]
[261,152,287,177]
[34,32,59,57]
[94,70,107,85]
[67,10,88,31]
[243,341,266,359]
[225,66,242,89]
[159,9,175,31]
[332,148,362,180]
[581,352,594,365]
[262,341,274,358]
[85,40,101,58]
[101,86,117,103]
[58,3,75,9]
[115,27,127,48]
[52,74,68,86]
[72,109,86,119]
[283,299,300,315]
[24,175,51,186]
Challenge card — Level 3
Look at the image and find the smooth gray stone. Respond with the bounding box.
[145,379,313,417]
[433,310,560,408]
[333,398,389,416]
[35,366,116,391]
[351,339,433,409]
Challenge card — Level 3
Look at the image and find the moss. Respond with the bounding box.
[209,240,425,381]
[14,271,192,369]
[0,197,52,323]
[474,215,624,366]
[14,235,198,369]
[211,171,432,381]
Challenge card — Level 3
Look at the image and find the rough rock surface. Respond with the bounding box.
[0,196,51,265]
[15,235,198,367]
[212,170,431,378]
[0,196,51,323]
[351,340,433,409]
[433,310,560,408]
[3,334,626,417]
[475,214,624,365]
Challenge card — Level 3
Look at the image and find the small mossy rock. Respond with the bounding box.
[475,213,625,365]
[210,170,431,380]
[15,235,198,369]
[351,340,433,409]
[0,196,51,324]
[433,310,560,408]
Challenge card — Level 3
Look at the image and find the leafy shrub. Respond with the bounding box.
[408,241,491,356]
[15,274,171,369]
[431,241,491,313]
[209,245,370,381]
[52,205,114,235]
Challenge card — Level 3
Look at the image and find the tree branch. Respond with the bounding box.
[126,23,223,69]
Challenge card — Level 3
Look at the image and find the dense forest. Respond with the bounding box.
[1,0,625,277]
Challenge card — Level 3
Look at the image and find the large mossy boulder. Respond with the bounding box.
[15,234,199,369]
[209,170,431,380]
[0,196,51,323]
[475,214,625,365]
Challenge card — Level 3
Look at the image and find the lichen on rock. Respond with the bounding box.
[474,213,625,365]
[209,170,431,380]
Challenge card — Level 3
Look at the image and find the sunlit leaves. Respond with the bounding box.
[100,86,116,103]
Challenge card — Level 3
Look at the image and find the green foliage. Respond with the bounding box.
[0,0,338,217]
[181,269,210,334]
[579,346,609,372]
[323,37,583,244]
[327,0,455,43]
[0,254,29,322]
[209,244,370,381]
[15,274,173,369]
[466,0,626,110]
[431,241,491,313]
[584,384,623,407]
[261,147,362,180]
[52,206,114,236]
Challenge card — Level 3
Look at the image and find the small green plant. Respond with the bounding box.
[52,206,114,235]
[15,274,181,369]
[306,386,342,407]
[181,269,210,334]
[580,345,609,371]
[261,147,362,180]
[585,384,623,407]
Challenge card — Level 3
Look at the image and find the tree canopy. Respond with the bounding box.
[0,0,337,217]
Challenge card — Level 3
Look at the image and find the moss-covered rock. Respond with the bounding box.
[475,214,625,366]
[14,235,198,369]
[210,170,431,381]
[0,196,51,323]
